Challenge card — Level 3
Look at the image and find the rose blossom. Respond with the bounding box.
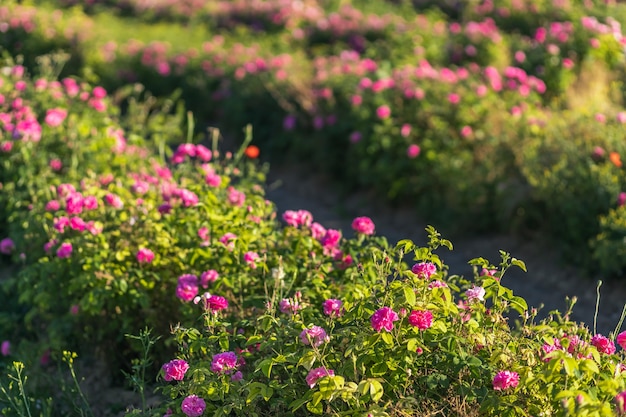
[136,248,155,264]
[1,341,10,356]
[176,274,199,302]
[56,242,73,258]
[0,238,14,254]
[162,359,189,381]
[200,270,218,287]
[407,144,420,158]
[376,104,391,119]
[371,306,399,332]
[351,216,375,235]
[617,331,626,350]
[323,299,343,317]
[244,251,259,269]
[279,298,301,315]
[210,351,238,374]
[411,262,436,279]
[492,370,519,390]
[591,334,616,355]
[408,310,433,331]
[465,286,486,302]
[616,391,626,413]
[306,367,335,388]
[300,325,329,347]
[44,108,67,127]
[181,395,206,417]
[207,295,228,312]
[104,193,124,209]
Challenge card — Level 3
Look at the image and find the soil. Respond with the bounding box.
[265,162,626,337]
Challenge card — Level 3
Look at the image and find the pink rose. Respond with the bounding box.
[492,370,519,390]
[162,359,189,381]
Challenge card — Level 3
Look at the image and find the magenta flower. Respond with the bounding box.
[49,158,63,171]
[617,331,626,350]
[376,105,391,120]
[219,233,237,251]
[407,144,420,158]
[400,124,411,137]
[371,306,399,333]
[0,238,14,254]
[411,262,437,279]
[300,326,329,347]
[465,286,486,303]
[1,340,10,356]
[197,226,210,244]
[320,229,341,247]
[44,108,67,127]
[136,248,155,264]
[104,193,124,209]
[492,370,519,391]
[279,298,301,315]
[181,395,206,417]
[56,242,73,259]
[65,193,84,215]
[310,222,326,240]
[205,172,222,187]
[178,189,199,207]
[83,195,98,210]
[231,371,243,382]
[200,270,218,288]
[45,200,60,211]
[162,359,189,381]
[283,210,313,228]
[176,274,199,302]
[408,310,433,331]
[323,299,343,317]
[210,351,238,374]
[616,391,626,413]
[591,334,616,355]
[306,367,335,388]
[227,186,246,206]
[428,280,448,289]
[244,251,260,269]
[351,216,375,235]
[207,295,228,312]
[69,217,86,232]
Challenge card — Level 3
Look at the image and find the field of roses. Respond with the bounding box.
[3,0,626,416]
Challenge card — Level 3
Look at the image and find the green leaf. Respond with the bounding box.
[369,379,384,402]
[579,359,599,374]
[258,359,273,378]
[306,392,323,415]
[219,336,229,351]
[511,258,527,272]
[358,380,370,396]
[297,350,317,370]
[370,362,388,377]
[406,338,418,352]
[381,332,394,346]
[396,239,414,253]
[509,296,528,316]
[246,335,263,346]
[261,385,274,401]
[562,357,578,376]
[289,393,312,412]
[403,286,416,307]
[246,382,267,404]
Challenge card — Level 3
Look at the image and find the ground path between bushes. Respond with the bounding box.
[265,162,626,337]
